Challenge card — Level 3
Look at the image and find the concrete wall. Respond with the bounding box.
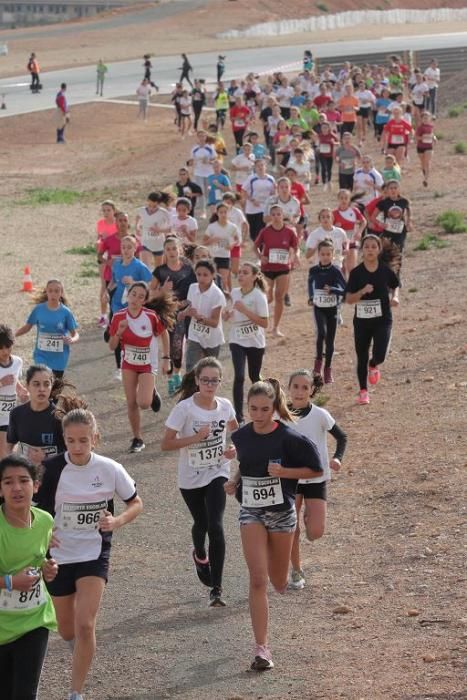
[0,1,121,27]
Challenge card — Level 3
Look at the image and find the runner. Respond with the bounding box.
[332,189,366,276]
[136,79,151,121]
[206,160,232,214]
[0,325,27,459]
[108,235,152,320]
[308,240,346,384]
[96,200,118,328]
[171,83,184,132]
[225,378,322,670]
[415,111,436,188]
[0,454,58,700]
[7,365,66,466]
[161,357,238,607]
[191,79,206,131]
[352,155,384,208]
[151,237,195,395]
[180,260,227,371]
[179,53,194,88]
[286,370,347,590]
[179,89,193,138]
[202,202,240,291]
[15,279,79,379]
[254,205,298,337]
[410,72,429,128]
[230,96,251,154]
[174,168,203,217]
[374,87,391,142]
[135,191,172,270]
[213,82,230,131]
[242,159,276,242]
[335,132,361,191]
[370,179,412,279]
[109,282,171,453]
[382,105,413,166]
[171,197,199,244]
[305,208,348,270]
[355,81,375,147]
[230,142,255,194]
[345,234,400,405]
[222,191,249,278]
[223,263,269,423]
[337,84,359,135]
[143,54,158,90]
[316,121,339,192]
[36,407,143,700]
[190,131,216,218]
[381,154,401,184]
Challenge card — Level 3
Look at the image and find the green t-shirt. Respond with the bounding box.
[382,166,401,183]
[97,63,108,78]
[0,507,57,645]
[301,107,319,128]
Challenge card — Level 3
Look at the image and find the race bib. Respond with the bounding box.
[242,476,284,508]
[268,248,289,265]
[0,577,46,611]
[0,394,15,419]
[37,333,63,353]
[319,143,331,155]
[356,299,382,319]
[422,134,433,144]
[234,118,245,127]
[61,500,107,531]
[385,218,404,234]
[124,345,150,366]
[390,134,405,145]
[214,188,223,201]
[314,291,337,308]
[188,435,224,470]
[234,322,259,341]
[19,443,58,460]
[341,158,354,171]
[377,109,387,117]
[191,320,211,342]
[121,286,129,305]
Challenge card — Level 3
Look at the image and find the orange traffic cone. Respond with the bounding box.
[21,266,33,292]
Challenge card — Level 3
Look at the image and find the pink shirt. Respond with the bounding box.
[96,219,118,241]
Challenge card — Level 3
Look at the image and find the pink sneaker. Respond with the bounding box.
[323,367,333,384]
[98,315,108,328]
[368,366,381,385]
[251,644,274,671]
[357,389,370,405]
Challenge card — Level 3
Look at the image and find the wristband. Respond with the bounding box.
[4,574,12,592]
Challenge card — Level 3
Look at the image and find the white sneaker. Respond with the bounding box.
[68,693,84,700]
[113,368,122,381]
[288,569,305,590]
[97,315,108,328]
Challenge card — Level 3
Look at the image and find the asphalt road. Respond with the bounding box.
[1,30,466,117]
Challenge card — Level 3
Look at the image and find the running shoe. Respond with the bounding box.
[151,390,162,413]
[323,367,333,384]
[284,293,291,307]
[192,550,212,587]
[357,389,370,405]
[368,366,381,385]
[113,368,122,382]
[97,315,108,328]
[68,693,84,700]
[209,586,226,607]
[173,373,182,390]
[251,644,274,671]
[167,376,176,397]
[288,569,305,590]
[129,438,145,453]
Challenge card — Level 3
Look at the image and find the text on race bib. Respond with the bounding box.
[0,578,46,611]
[19,443,58,460]
[0,394,16,418]
[341,158,354,171]
[422,134,433,144]
[37,333,63,353]
[356,299,383,319]
[242,476,284,508]
[189,434,224,470]
[385,218,404,234]
[390,134,405,145]
[191,320,211,341]
[234,322,259,341]
[60,500,107,531]
[319,143,331,155]
[268,248,289,265]
[313,291,337,308]
[124,345,150,366]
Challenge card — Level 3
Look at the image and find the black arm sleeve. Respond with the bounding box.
[329,422,347,462]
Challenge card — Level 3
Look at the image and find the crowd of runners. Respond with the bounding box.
[2,50,439,698]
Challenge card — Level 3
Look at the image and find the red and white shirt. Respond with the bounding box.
[109,307,165,371]
[332,206,365,241]
[384,119,412,147]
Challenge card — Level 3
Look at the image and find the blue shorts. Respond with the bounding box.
[239,505,297,532]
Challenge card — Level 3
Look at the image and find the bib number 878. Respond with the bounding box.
[19,583,41,604]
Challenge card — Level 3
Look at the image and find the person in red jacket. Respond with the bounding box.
[230,96,251,154]
[55,83,69,144]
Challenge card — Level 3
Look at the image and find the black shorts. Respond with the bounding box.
[214,256,231,270]
[0,425,7,432]
[296,481,327,500]
[417,146,432,154]
[298,214,308,227]
[46,543,111,597]
[357,107,370,119]
[263,269,290,280]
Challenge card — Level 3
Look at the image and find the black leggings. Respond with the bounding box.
[169,318,186,370]
[180,476,227,589]
[230,342,265,422]
[233,128,246,153]
[354,320,392,390]
[0,626,49,699]
[319,155,333,184]
[246,212,265,242]
[314,307,338,368]
[193,103,203,130]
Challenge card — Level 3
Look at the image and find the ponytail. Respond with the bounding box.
[288,368,323,399]
[241,262,268,294]
[247,378,295,422]
[146,288,177,331]
[51,377,88,421]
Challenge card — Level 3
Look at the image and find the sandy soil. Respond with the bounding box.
[1,73,466,699]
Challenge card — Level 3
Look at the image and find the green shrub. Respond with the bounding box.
[414,235,449,251]
[448,107,463,118]
[66,243,96,256]
[454,141,466,155]
[316,2,328,11]
[436,210,467,234]
[20,188,83,205]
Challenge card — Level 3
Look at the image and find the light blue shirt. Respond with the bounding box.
[27,303,78,371]
[207,173,231,206]
[111,258,152,312]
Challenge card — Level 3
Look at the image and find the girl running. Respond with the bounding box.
[355,81,375,147]
[305,208,348,270]
[36,408,143,700]
[370,179,412,279]
[345,234,400,405]
[109,235,152,314]
[308,240,346,384]
[415,111,436,187]
[223,263,269,423]
[161,358,238,607]
[0,454,58,700]
[203,203,240,292]
[179,89,192,138]
[180,260,227,372]
[16,279,79,379]
[316,121,339,192]
[0,325,27,459]
[109,282,171,453]
[96,200,118,328]
[135,191,172,270]
[222,191,249,278]
[332,189,366,277]
[382,105,413,166]
[171,197,198,244]
[286,370,347,590]
[225,379,322,670]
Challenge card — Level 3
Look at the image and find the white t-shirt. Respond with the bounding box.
[411,82,429,106]
[353,168,384,205]
[137,84,151,101]
[355,89,375,109]
[231,153,255,186]
[50,452,136,565]
[242,174,276,215]
[288,405,335,484]
[180,96,191,116]
[306,226,347,268]
[0,355,22,427]
[228,287,268,348]
[165,395,236,489]
[276,85,294,107]
[171,214,198,239]
[206,221,239,259]
[191,144,216,178]
[264,195,301,224]
[187,282,226,348]
[287,159,313,189]
[137,206,171,252]
[227,206,247,235]
[424,66,440,89]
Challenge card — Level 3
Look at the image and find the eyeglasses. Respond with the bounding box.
[198,378,221,386]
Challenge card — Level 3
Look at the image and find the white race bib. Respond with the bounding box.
[0,577,46,611]
[268,248,289,265]
[356,299,383,319]
[19,443,58,460]
[385,218,404,234]
[314,291,337,308]
[191,320,211,342]
[341,158,354,171]
[377,109,387,117]
[0,394,16,419]
[234,118,245,127]
[234,322,259,341]
[124,345,150,366]
[61,500,107,531]
[37,333,63,353]
[422,134,433,144]
[188,435,224,470]
[242,476,284,508]
[121,286,129,305]
[390,134,405,145]
[319,143,331,155]
[214,188,223,201]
